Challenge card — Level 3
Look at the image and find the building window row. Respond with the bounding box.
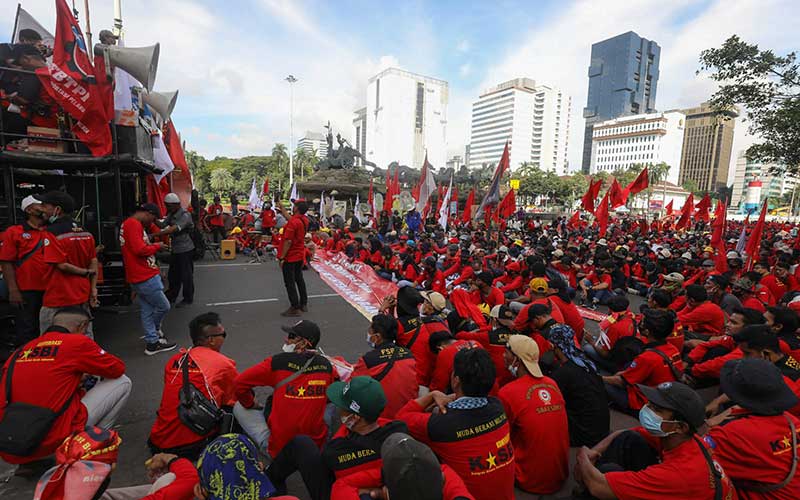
[594,121,663,136]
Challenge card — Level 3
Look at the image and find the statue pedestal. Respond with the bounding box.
[297,169,375,197]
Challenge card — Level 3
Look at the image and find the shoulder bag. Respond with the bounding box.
[177,352,223,436]
[263,354,317,419]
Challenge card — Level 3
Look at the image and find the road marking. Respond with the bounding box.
[206,293,339,307]
[195,262,269,268]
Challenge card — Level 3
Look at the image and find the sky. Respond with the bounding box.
[3,0,799,181]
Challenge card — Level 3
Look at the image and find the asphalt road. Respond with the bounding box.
[0,256,640,500]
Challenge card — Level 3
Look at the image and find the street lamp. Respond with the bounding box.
[286,74,298,187]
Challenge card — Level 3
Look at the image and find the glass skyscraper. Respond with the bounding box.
[581,31,660,173]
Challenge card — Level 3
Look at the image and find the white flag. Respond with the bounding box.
[319,191,326,225]
[438,175,453,230]
[248,178,261,211]
[290,182,298,202]
[416,156,437,212]
[152,135,175,184]
[354,193,363,223]
[13,7,54,50]
[271,195,277,211]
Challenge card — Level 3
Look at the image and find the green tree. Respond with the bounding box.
[209,168,235,194]
[699,35,800,174]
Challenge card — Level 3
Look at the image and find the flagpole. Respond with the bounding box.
[113,0,123,37]
[11,4,21,43]
[83,0,93,51]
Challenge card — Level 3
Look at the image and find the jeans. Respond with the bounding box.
[267,435,334,500]
[210,226,225,244]
[166,250,195,303]
[13,290,43,346]
[101,473,175,500]
[40,303,94,338]
[588,288,615,305]
[233,402,271,453]
[131,275,171,344]
[281,260,307,309]
[81,375,132,429]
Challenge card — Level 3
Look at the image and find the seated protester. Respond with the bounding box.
[663,271,689,311]
[373,246,399,281]
[677,284,725,339]
[449,258,481,290]
[575,381,736,500]
[456,305,514,387]
[761,261,799,303]
[705,274,743,316]
[751,263,777,306]
[579,260,615,307]
[469,271,505,315]
[397,349,515,500]
[686,307,765,382]
[732,276,766,313]
[428,331,483,393]
[549,278,586,343]
[398,251,421,283]
[266,377,407,500]
[548,324,610,448]
[0,307,130,466]
[602,309,683,414]
[330,433,476,500]
[149,312,239,460]
[704,358,800,499]
[233,320,335,458]
[645,289,685,352]
[584,295,636,364]
[492,261,524,298]
[353,314,417,419]
[417,256,447,295]
[765,306,800,357]
[511,279,565,333]
[499,335,569,494]
[705,326,800,418]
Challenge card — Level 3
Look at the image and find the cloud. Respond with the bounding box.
[456,39,471,53]
[459,63,472,77]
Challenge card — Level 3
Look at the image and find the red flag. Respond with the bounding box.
[745,198,769,259]
[36,0,112,156]
[664,199,674,217]
[675,193,694,230]
[710,201,727,245]
[498,189,516,219]
[581,179,601,213]
[163,121,193,206]
[626,167,649,196]
[367,179,374,216]
[450,186,459,220]
[435,183,445,214]
[392,167,400,199]
[694,193,712,222]
[594,192,610,237]
[262,178,270,196]
[383,168,393,212]
[567,210,581,229]
[639,219,648,236]
[608,179,626,208]
[91,55,113,122]
[462,188,475,224]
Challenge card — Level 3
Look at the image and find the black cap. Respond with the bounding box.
[381,433,443,500]
[281,320,321,347]
[638,381,706,429]
[136,202,161,217]
[707,274,730,289]
[721,358,799,415]
[12,43,43,61]
[476,271,493,285]
[423,256,437,267]
[39,190,75,213]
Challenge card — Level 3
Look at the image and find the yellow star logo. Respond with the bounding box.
[783,435,791,448]
[486,452,497,468]
[297,387,306,396]
[20,349,33,360]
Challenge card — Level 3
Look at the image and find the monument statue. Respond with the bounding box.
[315,122,376,171]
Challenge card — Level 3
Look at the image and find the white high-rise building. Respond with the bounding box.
[589,111,685,185]
[296,131,328,159]
[468,78,571,174]
[352,107,367,166]
[365,68,448,170]
[730,150,797,209]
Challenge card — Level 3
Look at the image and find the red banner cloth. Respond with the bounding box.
[311,250,398,320]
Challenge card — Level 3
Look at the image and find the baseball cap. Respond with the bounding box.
[476,271,494,285]
[721,358,799,415]
[702,259,715,267]
[733,277,755,291]
[164,192,180,204]
[280,319,321,346]
[664,272,685,283]
[498,245,509,253]
[637,381,706,429]
[597,238,608,246]
[136,202,161,217]
[659,248,672,259]
[21,194,42,211]
[553,249,564,258]
[39,191,75,213]
[489,304,514,320]
[507,334,543,377]
[381,433,443,500]
[726,251,740,259]
[707,274,730,289]
[326,376,387,421]
[421,291,446,312]
[529,277,549,293]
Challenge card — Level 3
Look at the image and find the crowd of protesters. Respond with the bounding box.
[3,189,800,500]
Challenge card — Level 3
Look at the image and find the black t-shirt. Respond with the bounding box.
[323,419,408,475]
[550,359,609,447]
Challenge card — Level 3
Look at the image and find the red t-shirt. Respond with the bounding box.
[741,295,766,313]
[513,298,565,333]
[587,272,612,288]
[119,217,161,284]
[396,316,449,387]
[550,296,585,342]
[352,343,417,419]
[456,328,513,387]
[397,397,515,500]
[149,348,238,450]
[282,214,309,263]
[207,204,224,227]
[260,209,276,228]
[470,287,505,315]
[0,330,125,464]
[234,351,334,457]
[498,374,569,494]
[621,343,683,410]
[43,230,96,308]
[677,301,725,336]
[606,437,736,500]
[0,223,51,291]
[429,340,482,393]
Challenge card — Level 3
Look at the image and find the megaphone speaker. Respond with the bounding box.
[142,90,178,121]
[94,43,160,91]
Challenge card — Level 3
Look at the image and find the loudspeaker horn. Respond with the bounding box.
[142,90,178,121]
[94,43,160,91]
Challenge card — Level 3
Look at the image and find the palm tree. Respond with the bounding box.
[271,143,289,172]
[209,168,234,195]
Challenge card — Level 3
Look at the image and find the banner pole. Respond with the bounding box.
[11,4,21,43]
[83,0,92,50]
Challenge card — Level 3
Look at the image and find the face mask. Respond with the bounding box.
[366,333,376,348]
[48,213,59,224]
[340,414,357,430]
[281,342,296,353]
[507,363,518,378]
[638,405,677,437]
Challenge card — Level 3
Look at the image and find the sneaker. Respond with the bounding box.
[145,339,177,356]
[280,307,302,317]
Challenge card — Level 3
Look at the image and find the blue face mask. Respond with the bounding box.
[638,404,678,437]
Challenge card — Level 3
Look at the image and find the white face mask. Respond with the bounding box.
[366,333,376,348]
[341,414,357,430]
[282,342,296,353]
[507,363,519,378]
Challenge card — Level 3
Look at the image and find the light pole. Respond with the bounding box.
[286,75,298,188]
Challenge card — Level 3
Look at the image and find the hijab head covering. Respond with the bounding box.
[197,434,276,500]
[548,324,597,374]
